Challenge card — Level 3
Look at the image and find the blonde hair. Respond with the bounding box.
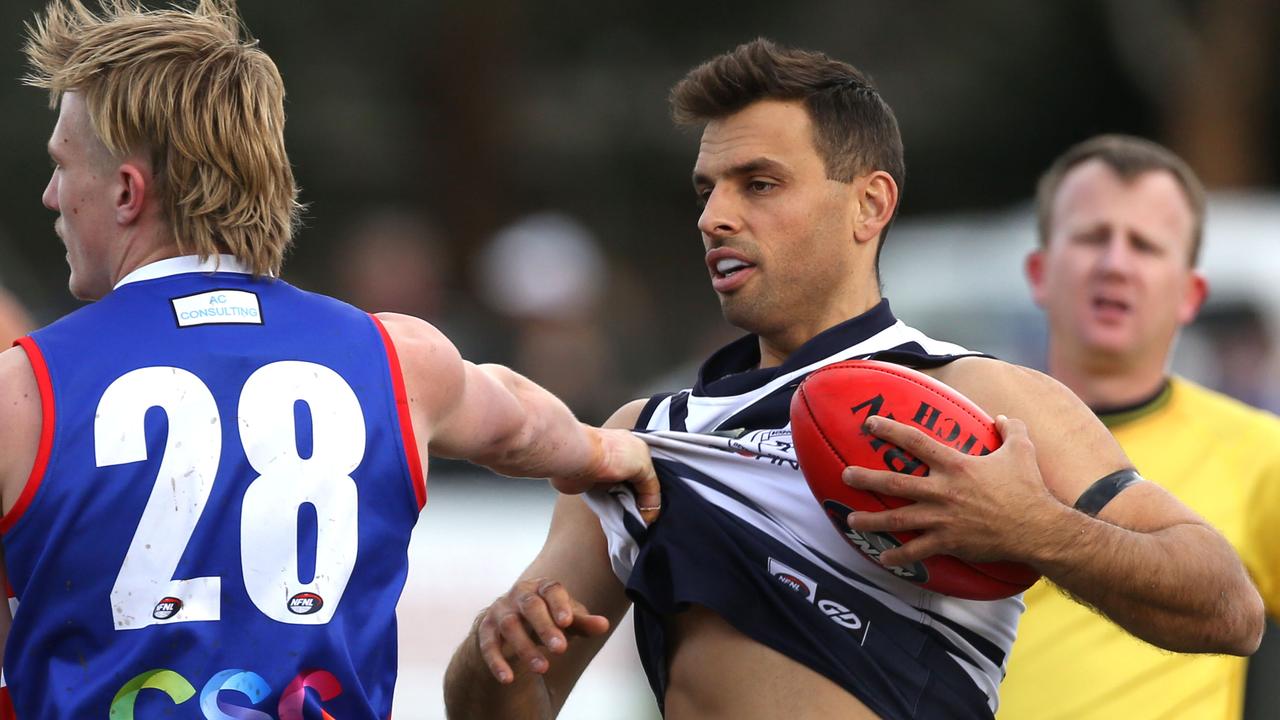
[24,0,301,277]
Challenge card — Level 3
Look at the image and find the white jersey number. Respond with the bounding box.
[96,362,364,630]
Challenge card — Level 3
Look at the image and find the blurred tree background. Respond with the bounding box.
[3,0,1276,420]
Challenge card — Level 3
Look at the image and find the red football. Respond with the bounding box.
[790,359,1040,600]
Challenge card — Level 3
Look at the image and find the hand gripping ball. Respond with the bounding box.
[789,359,1040,600]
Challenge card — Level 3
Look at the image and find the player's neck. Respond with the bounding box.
[108,231,182,291]
[1047,344,1168,411]
[756,292,882,369]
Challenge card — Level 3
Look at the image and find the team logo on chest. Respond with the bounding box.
[288,591,324,615]
[768,558,818,602]
[152,596,183,620]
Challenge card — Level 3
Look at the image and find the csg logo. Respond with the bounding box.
[152,597,183,620]
[288,592,324,616]
[110,667,342,720]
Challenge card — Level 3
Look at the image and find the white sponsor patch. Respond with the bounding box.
[171,290,263,327]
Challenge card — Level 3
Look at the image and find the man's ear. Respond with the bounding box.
[115,161,148,226]
[1025,249,1047,307]
[1177,271,1209,325]
[853,170,899,245]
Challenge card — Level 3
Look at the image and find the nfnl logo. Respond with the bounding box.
[767,558,817,602]
[288,592,324,615]
[152,597,183,620]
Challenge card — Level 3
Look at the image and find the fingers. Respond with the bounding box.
[842,465,941,502]
[620,433,662,524]
[566,608,611,638]
[995,414,1031,449]
[599,430,662,524]
[494,600,552,677]
[633,485,662,526]
[476,611,517,684]
[875,533,941,567]
[519,580,571,651]
[477,578,596,684]
[847,505,935,535]
[840,509,939,567]
[863,415,953,467]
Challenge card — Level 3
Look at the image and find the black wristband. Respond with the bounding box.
[1073,468,1144,517]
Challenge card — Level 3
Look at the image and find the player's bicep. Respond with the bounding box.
[376,312,526,462]
[428,362,529,461]
[955,361,1203,532]
[1015,379,1202,532]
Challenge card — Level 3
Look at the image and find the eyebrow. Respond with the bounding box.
[692,157,790,188]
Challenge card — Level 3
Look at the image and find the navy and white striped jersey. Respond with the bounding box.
[585,300,1021,719]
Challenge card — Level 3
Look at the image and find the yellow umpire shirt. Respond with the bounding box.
[998,376,1280,720]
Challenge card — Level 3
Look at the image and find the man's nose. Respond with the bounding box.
[42,174,58,212]
[697,186,741,240]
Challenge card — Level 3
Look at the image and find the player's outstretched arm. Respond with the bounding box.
[376,313,658,511]
[844,359,1263,655]
[443,400,647,719]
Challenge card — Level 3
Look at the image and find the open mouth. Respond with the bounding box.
[713,257,755,279]
[1092,297,1130,312]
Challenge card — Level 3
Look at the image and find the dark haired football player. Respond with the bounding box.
[444,40,1263,720]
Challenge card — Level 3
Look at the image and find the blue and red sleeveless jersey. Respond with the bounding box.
[1,255,426,719]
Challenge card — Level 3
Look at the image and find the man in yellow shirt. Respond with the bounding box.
[999,134,1280,719]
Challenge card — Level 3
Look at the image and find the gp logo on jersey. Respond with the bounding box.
[152,597,183,620]
[764,556,871,644]
[288,592,324,616]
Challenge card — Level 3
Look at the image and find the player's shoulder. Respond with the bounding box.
[0,344,41,487]
[925,356,1074,413]
[373,312,468,410]
[604,398,650,430]
[0,343,36,393]
[374,312,458,362]
[922,356,1112,450]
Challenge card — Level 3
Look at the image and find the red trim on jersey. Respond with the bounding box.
[369,315,427,510]
[0,685,16,720]
[2,338,55,534]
